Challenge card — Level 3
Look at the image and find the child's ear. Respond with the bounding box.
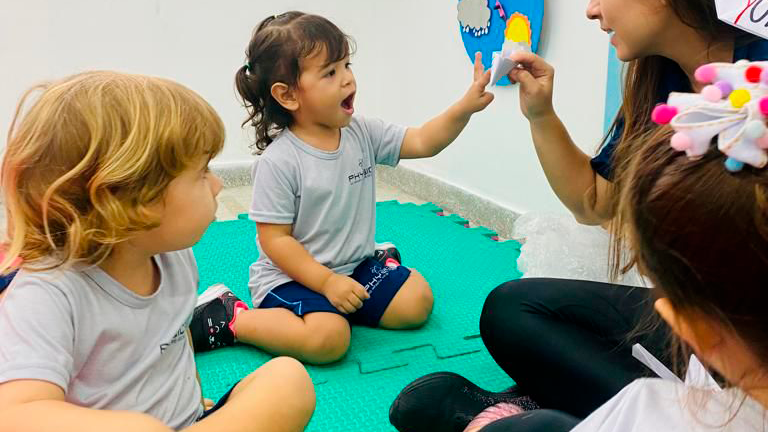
[271,83,299,112]
[655,298,722,355]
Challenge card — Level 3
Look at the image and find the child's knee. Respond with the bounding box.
[266,356,312,383]
[267,357,316,412]
[401,271,434,325]
[382,271,434,329]
[301,314,350,364]
[234,357,316,423]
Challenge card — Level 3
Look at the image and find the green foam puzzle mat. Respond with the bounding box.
[193,201,523,431]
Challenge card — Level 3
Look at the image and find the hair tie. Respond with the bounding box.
[653,60,768,172]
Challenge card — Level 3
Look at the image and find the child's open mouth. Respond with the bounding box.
[341,92,355,115]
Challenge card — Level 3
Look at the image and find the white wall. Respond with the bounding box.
[0,0,608,213]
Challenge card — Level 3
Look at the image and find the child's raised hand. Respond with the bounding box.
[321,273,370,314]
[460,52,495,114]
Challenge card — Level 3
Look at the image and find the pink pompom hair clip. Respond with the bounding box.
[652,60,768,172]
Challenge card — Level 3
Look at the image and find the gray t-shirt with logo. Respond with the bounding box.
[0,249,203,429]
[248,116,406,306]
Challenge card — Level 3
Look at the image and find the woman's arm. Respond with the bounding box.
[508,51,615,225]
[528,113,615,224]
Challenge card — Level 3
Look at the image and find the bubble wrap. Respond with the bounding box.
[513,212,648,287]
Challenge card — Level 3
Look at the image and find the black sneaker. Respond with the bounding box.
[374,242,402,268]
[389,372,530,432]
[190,284,248,352]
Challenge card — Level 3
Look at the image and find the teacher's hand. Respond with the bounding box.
[507,51,555,122]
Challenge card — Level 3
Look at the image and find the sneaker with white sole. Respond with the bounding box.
[190,284,249,352]
[374,242,402,268]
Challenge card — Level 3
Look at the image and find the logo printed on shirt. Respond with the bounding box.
[159,324,188,354]
[348,158,373,185]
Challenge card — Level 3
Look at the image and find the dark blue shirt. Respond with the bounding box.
[591,39,768,180]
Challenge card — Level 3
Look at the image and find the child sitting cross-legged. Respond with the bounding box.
[191,11,495,364]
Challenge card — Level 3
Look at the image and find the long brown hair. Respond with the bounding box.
[619,137,768,376]
[608,0,755,277]
[608,0,747,166]
[235,11,354,154]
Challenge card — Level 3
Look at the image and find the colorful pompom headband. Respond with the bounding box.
[652,60,768,172]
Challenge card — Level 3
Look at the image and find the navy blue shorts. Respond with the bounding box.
[197,381,238,421]
[259,257,411,327]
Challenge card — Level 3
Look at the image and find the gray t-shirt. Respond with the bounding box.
[248,116,406,306]
[0,249,203,429]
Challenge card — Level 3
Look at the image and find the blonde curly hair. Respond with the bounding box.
[1,71,225,273]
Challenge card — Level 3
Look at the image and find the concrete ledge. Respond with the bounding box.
[376,165,520,239]
[210,161,252,188]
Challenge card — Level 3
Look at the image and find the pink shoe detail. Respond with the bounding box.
[463,403,524,432]
[228,300,249,337]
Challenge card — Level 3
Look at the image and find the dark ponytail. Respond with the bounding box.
[235,11,354,154]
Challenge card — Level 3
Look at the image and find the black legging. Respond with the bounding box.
[482,410,580,432]
[478,278,672,422]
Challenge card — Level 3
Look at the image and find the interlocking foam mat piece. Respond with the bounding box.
[193,201,523,431]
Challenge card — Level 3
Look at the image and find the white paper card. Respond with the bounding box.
[685,354,722,391]
[716,1,768,40]
[490,40,531,86]
[632,344,722,391]
[632,344,683,383]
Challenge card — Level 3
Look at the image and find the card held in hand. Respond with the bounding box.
[490,40,532,86]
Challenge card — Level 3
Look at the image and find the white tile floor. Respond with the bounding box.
[215,180,426,221]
